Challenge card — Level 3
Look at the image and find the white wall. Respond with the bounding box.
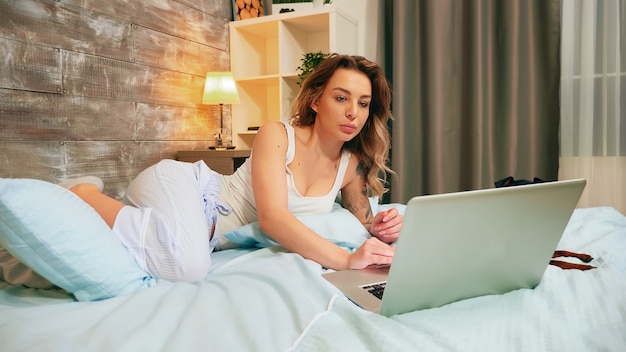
[332,0,384,63]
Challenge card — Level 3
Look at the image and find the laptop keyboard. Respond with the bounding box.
[362,282,386,300]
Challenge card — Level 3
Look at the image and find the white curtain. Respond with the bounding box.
[559,0,625,215]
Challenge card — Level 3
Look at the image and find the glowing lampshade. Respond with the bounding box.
[202,72,240,148]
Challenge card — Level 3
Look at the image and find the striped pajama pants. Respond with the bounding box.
[114,159,230,282]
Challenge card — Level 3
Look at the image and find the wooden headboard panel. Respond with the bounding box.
[0,0,232,198]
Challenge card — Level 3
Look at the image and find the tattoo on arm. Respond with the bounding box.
[355,161,372,196]
[343,161,373,227]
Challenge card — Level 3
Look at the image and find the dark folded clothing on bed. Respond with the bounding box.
[495,176,549,188]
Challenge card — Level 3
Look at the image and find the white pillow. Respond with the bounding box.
[0,178,155,301]
[223,203,371,249]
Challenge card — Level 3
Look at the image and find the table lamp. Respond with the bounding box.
[202,72,240,149]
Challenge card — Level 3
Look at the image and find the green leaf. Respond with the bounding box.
[296,51,330,87]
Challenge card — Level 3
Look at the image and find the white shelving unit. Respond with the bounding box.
[229,7,358,149]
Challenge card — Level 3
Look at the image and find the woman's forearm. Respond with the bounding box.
[257,210,350,270]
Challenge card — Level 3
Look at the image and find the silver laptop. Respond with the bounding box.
[323,178,586,316]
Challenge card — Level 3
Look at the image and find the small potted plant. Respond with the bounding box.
[296,51,330,87]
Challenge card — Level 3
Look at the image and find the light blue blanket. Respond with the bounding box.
[0,247,336,352]
[291,207,626,352]
[1,207,625,352]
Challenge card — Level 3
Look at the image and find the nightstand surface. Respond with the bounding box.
[177,150,251,175]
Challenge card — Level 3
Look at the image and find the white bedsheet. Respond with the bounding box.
[1,207,625,352]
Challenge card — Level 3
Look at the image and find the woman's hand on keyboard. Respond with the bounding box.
[347,237,395,269]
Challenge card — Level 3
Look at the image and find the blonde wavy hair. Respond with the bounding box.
[289,54,393,198]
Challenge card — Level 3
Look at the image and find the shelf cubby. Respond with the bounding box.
[229,7,358,149]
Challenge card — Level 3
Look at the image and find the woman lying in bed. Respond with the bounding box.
[62,54,403,284]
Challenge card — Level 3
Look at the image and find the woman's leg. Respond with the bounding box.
[65,161,219,282]
[119,160,214,282]
[69,184,124,228]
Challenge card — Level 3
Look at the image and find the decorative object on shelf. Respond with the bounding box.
[232,0,266,21]
[296,51,330,87]
[202,72,240,150]
[323,0,333,5]
[272,0,313,13]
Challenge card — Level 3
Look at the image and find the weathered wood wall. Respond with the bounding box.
[0,0,233,198]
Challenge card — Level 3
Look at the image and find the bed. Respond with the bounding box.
[1,179,626,352]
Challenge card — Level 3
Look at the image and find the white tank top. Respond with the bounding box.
[217,122,351,234]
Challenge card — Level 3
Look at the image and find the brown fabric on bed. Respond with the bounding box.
[549,250,596,271]
[0,249,56,289]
